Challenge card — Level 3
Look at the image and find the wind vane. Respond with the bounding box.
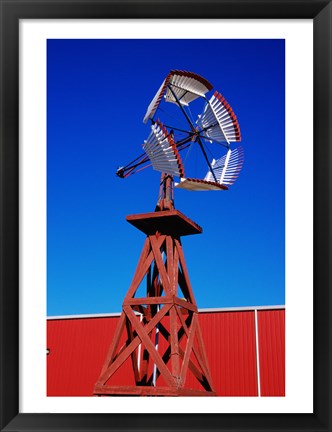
[94,70,243,397]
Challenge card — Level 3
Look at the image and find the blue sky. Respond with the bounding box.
[47,39,285,316]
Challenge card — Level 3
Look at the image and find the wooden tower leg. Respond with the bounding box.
[93,210,216,396]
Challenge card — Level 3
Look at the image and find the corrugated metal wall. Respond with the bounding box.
[257,309,285,396]
[196,311,258,396]
[47,308,285,397]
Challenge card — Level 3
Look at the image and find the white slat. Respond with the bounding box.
[197,91,241,143]
[143,121,185,177]
[143,70,212,123]
[174,178,228,191]
[204,147,244,186]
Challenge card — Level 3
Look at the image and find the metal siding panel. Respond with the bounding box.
[257,310,285,396]
[47,316,133,396]
[188,311,258,396]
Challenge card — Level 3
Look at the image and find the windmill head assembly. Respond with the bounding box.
[94,70,244,397]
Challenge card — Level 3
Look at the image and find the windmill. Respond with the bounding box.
[94,70,244,397]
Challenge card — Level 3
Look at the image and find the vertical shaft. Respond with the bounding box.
[156,173,174,211]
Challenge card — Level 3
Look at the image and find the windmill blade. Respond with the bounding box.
[143,120,185,177]
[175,146,244,191]
[197,91,241,144]
[143,79,168,124]
[174,178,228,191]
[143,70,213,124]
[165,70,213,106]
[204,147,244,186]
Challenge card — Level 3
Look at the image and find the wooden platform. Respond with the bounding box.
[126,210,202,237]
[94,384,216,397]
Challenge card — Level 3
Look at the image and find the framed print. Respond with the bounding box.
[0,1,331,431]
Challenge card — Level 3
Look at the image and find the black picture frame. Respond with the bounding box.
[1,1,331,431]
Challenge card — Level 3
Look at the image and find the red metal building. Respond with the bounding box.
[47,306,285,397]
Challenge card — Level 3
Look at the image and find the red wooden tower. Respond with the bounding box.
[94,175,216,396]
[94,69,243,396]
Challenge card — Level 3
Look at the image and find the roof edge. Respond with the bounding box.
[47,305,285,321]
